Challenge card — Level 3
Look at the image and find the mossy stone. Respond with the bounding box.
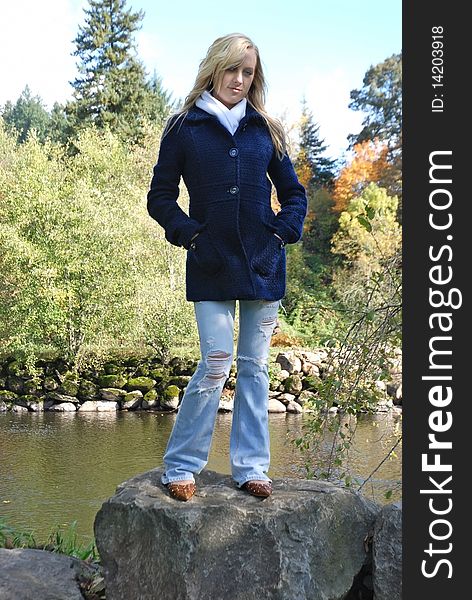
[143,389,158,402]
[123,390,143,402]
[58,380,79,396]
[171,359,195,376]
[284,374,303,395]
[155,377,171,393]
[163,385,180,400]
[44,376,59,391]
[98,374,127,389]
[149,368,166,382]
[61,369,78,381]
[0,390,18,402]
[126,377,156,393]
[79,380,99,398]
[142,397,159,409]
[168,376,191,388]
[122,391,143,410]
[23,378,42,394]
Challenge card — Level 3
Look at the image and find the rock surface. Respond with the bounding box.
[372,501,402,600]
[94,468,381,600]
[0,548,97,600]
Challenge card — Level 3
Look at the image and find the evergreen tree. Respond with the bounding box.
[1,86,50,143]
[47,102,74,145]
[145,70,175,124]
[295,98,337,191]
[66,0,170,142]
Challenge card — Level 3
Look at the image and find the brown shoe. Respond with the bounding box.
[241,480,273,498]
[166,481,196,501]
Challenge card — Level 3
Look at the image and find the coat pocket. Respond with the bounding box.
[250,225,285,278]
[188,228,225,276]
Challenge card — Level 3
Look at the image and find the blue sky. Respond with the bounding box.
[1,0,401,158]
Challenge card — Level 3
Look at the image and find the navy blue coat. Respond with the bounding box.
[147,103,307,302]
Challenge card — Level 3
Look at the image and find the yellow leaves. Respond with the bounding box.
[333,139,390,213]
[332,183,401,267]
[295,148,313,190]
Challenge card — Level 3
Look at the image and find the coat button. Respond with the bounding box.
[229,186,239,194]
[229,148,239,157]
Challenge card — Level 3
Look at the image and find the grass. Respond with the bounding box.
[1,517,106,598]
[0,517,99,563]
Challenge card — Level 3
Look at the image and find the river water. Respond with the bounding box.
[0,409,402,543]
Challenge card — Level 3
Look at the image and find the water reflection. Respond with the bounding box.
[0,410,401,542]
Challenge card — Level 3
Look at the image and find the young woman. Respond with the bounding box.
[147,33,307,501]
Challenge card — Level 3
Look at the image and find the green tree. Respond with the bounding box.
[66,0,170,143]
[47,102,74,145]
[348,53,402,156]
[1,86,50,144]
[303,187,339,260]
[0,120,198,368]
[283,241,344,347]
[348,54,402,213]
[331,182,401,306]
[295,98,336,191]
[146,70,174,124]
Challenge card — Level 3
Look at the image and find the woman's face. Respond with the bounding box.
[213,47,257,109]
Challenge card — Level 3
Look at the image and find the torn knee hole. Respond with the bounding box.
[198,350,232,391]
[208,350,231,358]
[207,350,232,374]
[258,316,277,339]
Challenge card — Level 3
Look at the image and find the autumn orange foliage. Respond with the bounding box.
[333,139,389,213]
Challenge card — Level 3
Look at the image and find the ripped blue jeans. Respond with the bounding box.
[160,299,281,488]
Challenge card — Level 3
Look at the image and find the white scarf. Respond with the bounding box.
[195,90,247,135]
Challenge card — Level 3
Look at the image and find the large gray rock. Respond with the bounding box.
[268,397,286,412]
[275,351,302,374]
[0,548,97,600]
[95,468,381,600]
[372,501,402,600]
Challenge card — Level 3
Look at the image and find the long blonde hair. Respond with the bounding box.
[164,33,287,160]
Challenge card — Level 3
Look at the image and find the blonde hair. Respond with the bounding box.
[164,33,287,160]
